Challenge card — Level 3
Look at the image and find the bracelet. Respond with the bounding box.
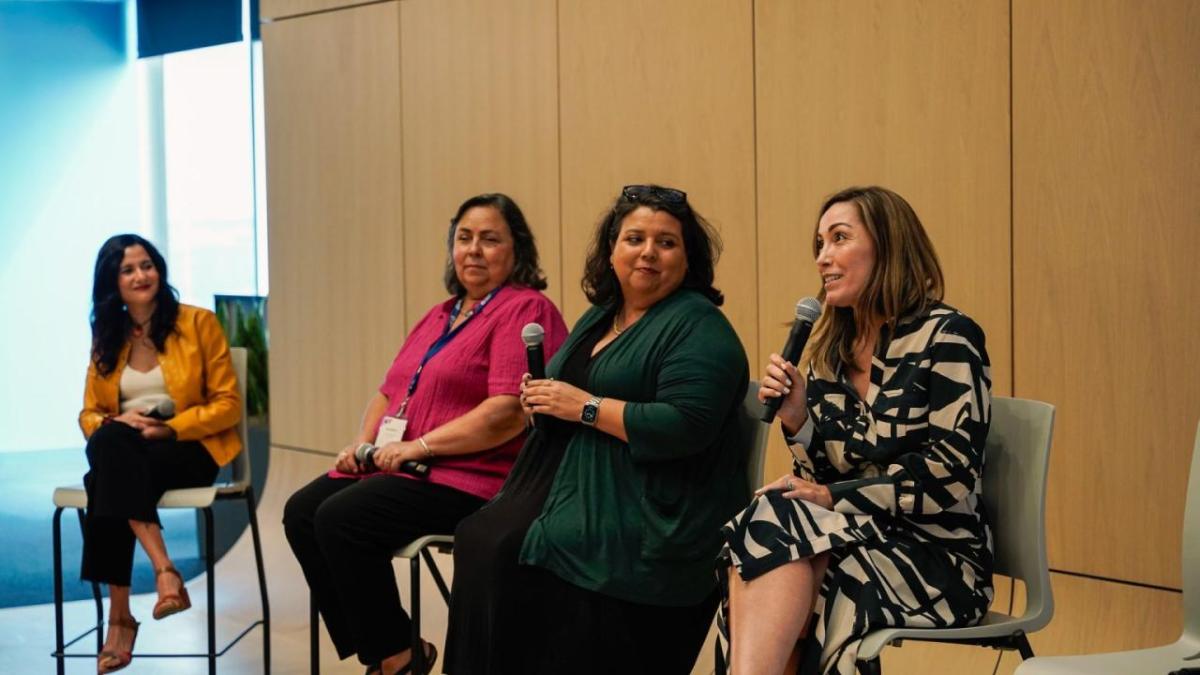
[417,436,434,459]
[101,414,115,426]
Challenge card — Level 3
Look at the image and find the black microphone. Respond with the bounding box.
[761,297,822,423]
[144,398,175,420]
[354,442,430,477]
[522,323,546,429]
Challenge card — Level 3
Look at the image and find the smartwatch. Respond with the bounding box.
[581,396,603,426]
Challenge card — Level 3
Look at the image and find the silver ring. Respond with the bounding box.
[787,479,796,491]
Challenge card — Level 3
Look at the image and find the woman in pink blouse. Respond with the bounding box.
[283,194,567,675]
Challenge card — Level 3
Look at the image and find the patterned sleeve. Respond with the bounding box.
[786,422,841,485]
[827,313,991,517]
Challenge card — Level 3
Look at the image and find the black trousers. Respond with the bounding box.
[81,422,218,586]
[282,473,485,665]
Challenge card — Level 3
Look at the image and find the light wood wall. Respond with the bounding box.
[558,0,759,364]
[261,0,1197,671]
[262,2,405,453]
[755,0,1012,487]
[1013,0,1200,589]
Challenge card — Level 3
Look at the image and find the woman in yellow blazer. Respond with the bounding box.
[78,234,241,673]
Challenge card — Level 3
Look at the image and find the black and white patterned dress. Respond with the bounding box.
[720,303,993,674]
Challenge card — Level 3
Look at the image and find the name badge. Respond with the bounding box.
[375,416,408,446]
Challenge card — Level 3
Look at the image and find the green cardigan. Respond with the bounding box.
[519,289,750,606]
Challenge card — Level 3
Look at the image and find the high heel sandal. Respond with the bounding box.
[97,616,139,674]
[364,640,438,675]
[152,566,192,620]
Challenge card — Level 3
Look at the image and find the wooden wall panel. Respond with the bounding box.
[263,2,404,453]
[260,0,374,21]
[558,0,758,367]
[755,0,1011,481]
[400,0,560,326]
[1013,0,1200,587]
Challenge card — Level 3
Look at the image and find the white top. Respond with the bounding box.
[119,365,170,414]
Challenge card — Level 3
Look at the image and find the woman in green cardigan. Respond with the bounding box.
[443,185,750,675]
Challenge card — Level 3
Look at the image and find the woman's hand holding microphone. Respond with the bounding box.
[758,353,831,507]
[520,373,591,422]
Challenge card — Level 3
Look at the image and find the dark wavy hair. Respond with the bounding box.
[90,234,180,376]
[443,193,547,296]
[581,185,724,307]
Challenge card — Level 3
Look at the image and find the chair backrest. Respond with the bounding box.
[983,396,1055,629]
[739,381,771,492]
[228,347,251,489]
[1182,419,1200,638]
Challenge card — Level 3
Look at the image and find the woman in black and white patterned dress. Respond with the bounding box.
[720,186,993,675]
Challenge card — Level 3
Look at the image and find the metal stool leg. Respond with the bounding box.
[310,591,320,675]
[410,555,423,675]
[76,509,104,655]
[204,507,216,675]
[246,489,271,673]
[53,507,65,675]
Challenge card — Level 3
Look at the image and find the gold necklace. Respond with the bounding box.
[612,312,626,335]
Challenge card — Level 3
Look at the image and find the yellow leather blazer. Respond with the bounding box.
[79,304,243,467]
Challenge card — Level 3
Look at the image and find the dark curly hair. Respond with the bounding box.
[581,185,724,307]
[443,193,547,296]
[90,234,180,376]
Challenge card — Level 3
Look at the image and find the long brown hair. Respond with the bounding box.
[804,186,944,378]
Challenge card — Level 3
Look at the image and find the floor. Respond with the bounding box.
[0,446,716,674]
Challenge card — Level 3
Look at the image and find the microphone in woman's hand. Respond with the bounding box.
[762,298,822,423]
[522,323,546,429]
[354,442,430,477]
[521,323,546,380]
[144,399,175,420]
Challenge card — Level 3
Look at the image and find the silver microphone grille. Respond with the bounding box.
[521,322,545,347]
[795,297,822,323]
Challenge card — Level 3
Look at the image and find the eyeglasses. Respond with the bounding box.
[621,185,687,204]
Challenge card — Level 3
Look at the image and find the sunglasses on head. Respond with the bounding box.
[621,185,687,204]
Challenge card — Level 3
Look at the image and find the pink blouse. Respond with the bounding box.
[331,285,567,500]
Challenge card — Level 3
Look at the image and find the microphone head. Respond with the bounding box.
[354,443,375,464]
[795,297,822,323]
[521,322,545,347]
[157,399,176,418]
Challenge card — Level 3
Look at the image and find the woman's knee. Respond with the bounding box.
[86,422,138,456]
[311,489,360,546]
[282,487,317,537]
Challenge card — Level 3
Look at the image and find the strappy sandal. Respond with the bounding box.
[152,566,192,620]
[364,640,438,675]
[97,616,139,673]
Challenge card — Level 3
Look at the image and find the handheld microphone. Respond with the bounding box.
[144,398,175,420]
[761,297,822,423]
[521,323,546,429]
[354,442,430,477]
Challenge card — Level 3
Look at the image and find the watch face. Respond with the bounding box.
[582,401,599,425]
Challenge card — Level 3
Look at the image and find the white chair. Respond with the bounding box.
[52,347,270,675]
[713,380,776,673]
[855,396,1056,673]
[740,380,772,492]
[1013,419,1200,675]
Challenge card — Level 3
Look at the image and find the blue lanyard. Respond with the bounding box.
[396,285,503,416]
